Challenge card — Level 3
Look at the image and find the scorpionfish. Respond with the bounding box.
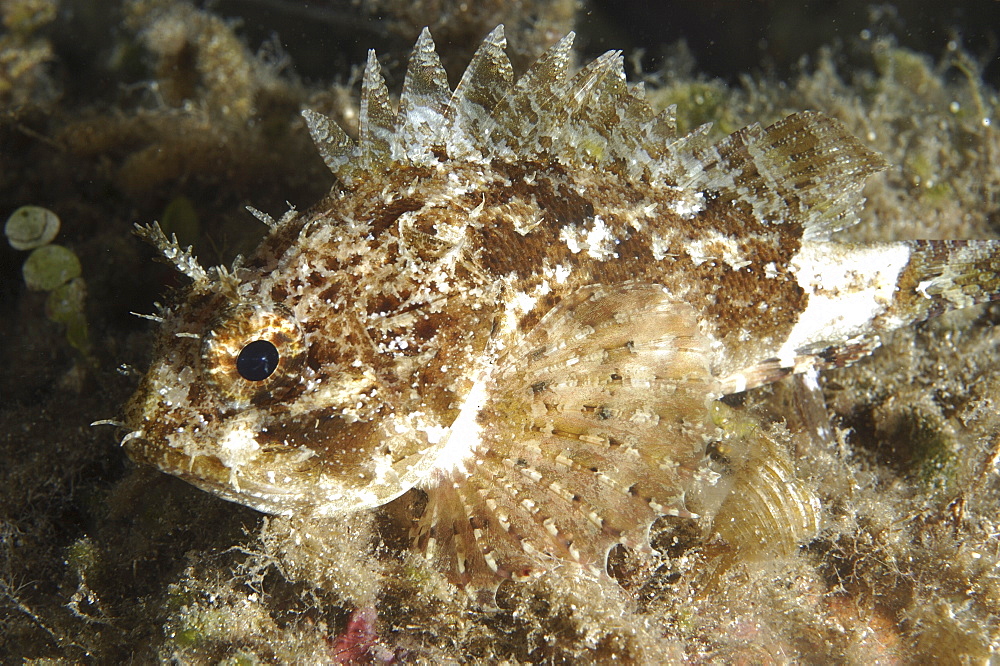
[124,26,1000,591]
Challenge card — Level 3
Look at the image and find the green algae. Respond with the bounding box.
[6,206,94,363]
[46,278,91,357]
[4,205,60,250]
[21,244,80,292]
[160,195,201,248]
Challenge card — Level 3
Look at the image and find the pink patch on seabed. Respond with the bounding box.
[330,607,397,664]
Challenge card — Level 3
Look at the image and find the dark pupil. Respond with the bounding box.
[236,339,279,381]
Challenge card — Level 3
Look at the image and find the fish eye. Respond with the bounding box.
[200,303,306,408]
[236,339,280,381]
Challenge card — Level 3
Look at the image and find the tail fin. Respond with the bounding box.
[899,239,1000,318]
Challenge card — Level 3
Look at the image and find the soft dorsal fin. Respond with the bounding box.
[680,111,888,239]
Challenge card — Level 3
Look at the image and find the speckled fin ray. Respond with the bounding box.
[489,31,576,157]
[550,51,626,158]
[413,284,719,591]
[301,109,355,182]
[681,111,888,239]
[445,25,513,159]
[396,28,450,161]
[359,49,395,171]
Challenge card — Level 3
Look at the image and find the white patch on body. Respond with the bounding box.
[685,239,712,266]
[513,290,538,314]
[651,232,675,261]
[667,189,705,219]
[428,377,490,477]
[584,215,618,260]
[685,231,750,270]
[558,216,618,260]
[559,224,582,254]
[777,242,911,364]
[211,417,265,490]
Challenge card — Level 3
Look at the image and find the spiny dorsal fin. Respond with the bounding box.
[303,26,674,181]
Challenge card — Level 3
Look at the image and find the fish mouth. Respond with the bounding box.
[120,430,307,515]
[117,411,433,515]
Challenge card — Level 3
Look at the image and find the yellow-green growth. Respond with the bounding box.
[65,536,100,578]
[1,0,57,35]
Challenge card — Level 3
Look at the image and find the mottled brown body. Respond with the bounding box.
[124,26,1000,592]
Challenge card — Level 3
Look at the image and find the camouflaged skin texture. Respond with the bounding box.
[124,26,1000,592]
